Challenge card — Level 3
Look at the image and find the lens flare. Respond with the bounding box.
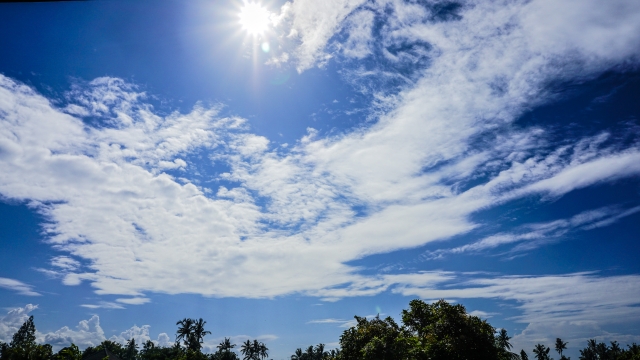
[239,2,271,36]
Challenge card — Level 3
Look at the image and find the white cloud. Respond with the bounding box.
[51,256,81,271]
[0,304,38,343]
[115,297,151,305]
[392,273,640,325]
[425,206,640,258]
[341,10,375,59]
[281,0,368,71]
[0,1,639,349]
[43,315,106,349]
[80,302,125,310]
[0,278,40,296]
[39,313,170,350]
[0,305,170,350]
[468,310,497,319]
[1,0,640,300]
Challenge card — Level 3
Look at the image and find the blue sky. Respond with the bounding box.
[1,0,640,358]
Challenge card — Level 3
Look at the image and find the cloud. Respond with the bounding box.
[511,321,640,357]
[0,304,38,343]
[39,312,170,350]
[0,278,40,296]
[80,302,125,310]
[27,0,640,351]
[425,206,640,258]
[468,310,497,319]
[281,0,368,71]
[0,0,639,342]
[391,273,640,325]
[42,315,107,349]
[51,256,81,271]
[115,297,151,305]
[307,318,353,327]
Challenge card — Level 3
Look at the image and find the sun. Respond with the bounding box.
[239,2,271,36]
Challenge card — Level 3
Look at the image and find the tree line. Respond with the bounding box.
[1,299,639,360]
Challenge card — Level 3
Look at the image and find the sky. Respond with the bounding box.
[1,0,640,358]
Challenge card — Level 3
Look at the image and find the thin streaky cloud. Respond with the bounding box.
[0,277,41,296]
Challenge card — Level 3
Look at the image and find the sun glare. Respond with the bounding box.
[239,2,271,36]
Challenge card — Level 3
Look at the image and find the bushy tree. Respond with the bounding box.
[1,316,53,360]
[401,299,499,360]
[55,344,82,360]
[338,315,414,360]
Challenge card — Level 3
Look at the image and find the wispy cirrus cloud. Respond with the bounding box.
[424,205,640,259]
[80,302,125,310]
[0,278,40,296]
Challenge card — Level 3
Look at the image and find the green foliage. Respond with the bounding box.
[401,299,499,360]
[336,299,499,360]
[337,315,414,360]
[123,339,138,360]
[10,317,37,349]
[55,344,82,360]
[1,316,53,360]
[5,302,640,360]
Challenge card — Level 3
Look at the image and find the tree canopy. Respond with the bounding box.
[2,300,640,360]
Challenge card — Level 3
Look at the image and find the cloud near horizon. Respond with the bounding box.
[1,0,640,351]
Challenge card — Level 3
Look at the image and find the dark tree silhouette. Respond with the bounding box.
[555,338,568,359]
[533,344,551,360]
[291,348,304,360]
[496,329,519,360]
[176,318,195,349]
[191,318,212,351]
[213,338,239,360]
[1,316,52,360]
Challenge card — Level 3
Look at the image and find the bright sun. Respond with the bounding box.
[239,2,271,36]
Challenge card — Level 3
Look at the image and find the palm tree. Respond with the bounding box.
[314,344,326,359]
[555,338,567,358]
[610,341,622,358]
[595,342,609,359]
[176,318,195,349]
[497,329,513,351]
[218,338,236,353]
[304,345,314,359]
[291,348,304,360]
[520,349,529,360]
[496,329,519,360]
[190,318,211,351]
[240,340,254,360]
[257,341,268,360]
[533,344,550,360]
